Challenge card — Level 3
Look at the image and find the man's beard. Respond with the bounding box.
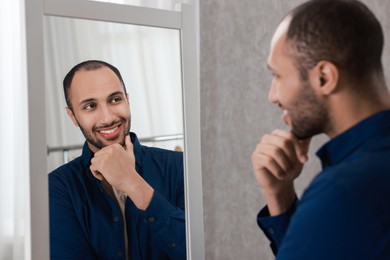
[289,81,328,140]
[78,117,131,150]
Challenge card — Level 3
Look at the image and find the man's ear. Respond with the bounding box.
[311,61,339,96]
[66,107,79,127]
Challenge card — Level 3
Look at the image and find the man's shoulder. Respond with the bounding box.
[48,155,87,182]
[309,147,390,211]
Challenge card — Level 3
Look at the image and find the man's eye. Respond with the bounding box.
[84,103,96,110]
[111,97,122,103]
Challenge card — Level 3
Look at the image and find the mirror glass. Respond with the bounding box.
[86,0,181,11]
[44,16,184,171]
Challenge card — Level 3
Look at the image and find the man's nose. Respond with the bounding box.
[268,82,278,103]
[98,105,114,125]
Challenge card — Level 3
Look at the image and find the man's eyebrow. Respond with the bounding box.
[79,98,96,107]
[78,91,126,106]
[108,91,126,98]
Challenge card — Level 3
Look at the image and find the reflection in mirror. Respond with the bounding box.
[44,16,183,171]
[44,16,185,259]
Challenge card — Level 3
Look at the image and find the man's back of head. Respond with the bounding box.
[286,0,384,84]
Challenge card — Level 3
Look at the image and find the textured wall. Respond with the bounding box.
[199,1,390,259]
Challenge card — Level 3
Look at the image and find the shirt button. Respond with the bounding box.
[117,251,123,257]
[148,216,155,223]
[171,242,176,248]
[268,228,274,235]
[114,216,120,222]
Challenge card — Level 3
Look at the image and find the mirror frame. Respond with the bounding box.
[25,0,204,259]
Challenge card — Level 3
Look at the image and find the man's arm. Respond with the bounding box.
[141,188,186,259]
[273,178,375,259]
[90,135,186,259]
[257,199,298,254]
[90,135,154,210]
[251,129,310,253]
[252,129,309,215]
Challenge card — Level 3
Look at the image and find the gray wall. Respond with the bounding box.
[199,1,390,259]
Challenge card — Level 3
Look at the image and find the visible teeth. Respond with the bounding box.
[100,126,118,134]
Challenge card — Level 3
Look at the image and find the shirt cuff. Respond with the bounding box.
[257,199,298,254]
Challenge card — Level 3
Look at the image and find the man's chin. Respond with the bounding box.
[100,136,126,147]
[291,127,308,140]
[291,128,318,140]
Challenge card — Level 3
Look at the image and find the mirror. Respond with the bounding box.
[44,16,184,171]
[25,0,203,258]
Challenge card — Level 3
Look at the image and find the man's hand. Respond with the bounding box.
[90,135,154,210]
[252,129,310,215]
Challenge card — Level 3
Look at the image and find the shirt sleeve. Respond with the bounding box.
[257,198,298,255]
[142,190,186,260]
[138,151,186,260]
[49,172,97,259]
[259,178,377,259]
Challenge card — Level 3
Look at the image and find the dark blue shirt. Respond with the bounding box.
[49,132,186,259]
[258,110,390,259]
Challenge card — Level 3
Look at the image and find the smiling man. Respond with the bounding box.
[252,0,390,259]
[49,60,186,260]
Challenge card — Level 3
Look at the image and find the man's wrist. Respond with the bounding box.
[120,173,154,211]
[263,185,296,216]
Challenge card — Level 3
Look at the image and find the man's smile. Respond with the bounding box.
[96,122,123,140]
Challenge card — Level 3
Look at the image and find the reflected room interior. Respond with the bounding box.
[44,16,184,171]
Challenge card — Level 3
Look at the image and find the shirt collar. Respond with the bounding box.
[316,109,390,168]
[130,132,143,173]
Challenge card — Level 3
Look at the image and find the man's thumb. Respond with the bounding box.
[296,138,311,164]
[125,134,133,152]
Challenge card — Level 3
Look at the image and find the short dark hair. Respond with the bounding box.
[286,0,384,81]
[63,60,127,108]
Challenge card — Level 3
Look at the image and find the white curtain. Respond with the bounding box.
[0,0,28,259]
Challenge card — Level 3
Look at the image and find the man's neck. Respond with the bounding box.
[326,81,390,138]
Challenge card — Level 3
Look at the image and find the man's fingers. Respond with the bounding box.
[257,143,292,174]
[90,164,104,181]
[271,129,311,164]
[262,131,299,166]
[252,146,293,180]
